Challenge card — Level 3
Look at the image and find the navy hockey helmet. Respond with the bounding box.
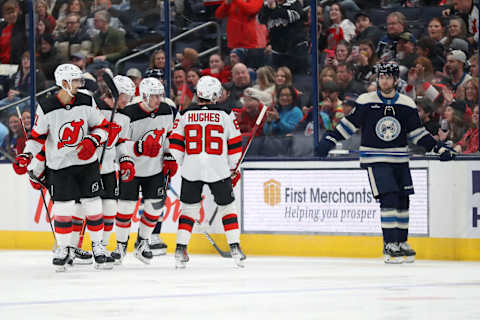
[375,63,400,80]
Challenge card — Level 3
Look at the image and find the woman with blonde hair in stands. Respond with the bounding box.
[438,100,472,145]
[440,16,468,49]
[149,49,166,70]
[463,78,478,108]
[253,66,276,99]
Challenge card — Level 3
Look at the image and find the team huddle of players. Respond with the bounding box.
[12,63,245,271]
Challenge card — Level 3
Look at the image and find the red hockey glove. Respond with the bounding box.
[77,135,100,161]
[134,135,160,157]
[231,170,241,188]
[28,171,46,190]
[119,156,135,182]
[162,153,178,177]
[13,153,32,175]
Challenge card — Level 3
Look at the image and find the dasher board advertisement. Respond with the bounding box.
[242,169,428,235]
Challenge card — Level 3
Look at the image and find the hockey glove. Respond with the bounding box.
[433,142,456,161]
[119,156,135,182]
[134,135,160,157]
[315,132,337,157]
[162,153,178,177]
[77,135,100,161]
[13,153,32,175]
[231,170,241,188]
[28,170,46,190]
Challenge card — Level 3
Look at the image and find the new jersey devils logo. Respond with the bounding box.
[141,128,165,144]
[106,122,122,149]
[58,120,85,149]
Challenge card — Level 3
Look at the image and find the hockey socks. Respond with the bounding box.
[71,216,84,247]
[102,199,117,245]
[177,215,195,245]
[86,214,104,243]
[138,211,161,239]
[152,221,162,234]
[115,213,133,243]
[222,213,240,244]
[53,215,73,247]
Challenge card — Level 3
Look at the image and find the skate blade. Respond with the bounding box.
[384,255,403,264]
[404,256,415,263]
[73,259,93,265]
[151,248,167,256]
[55,265,68,272]
[175,262,186,269]
[134,252,151,265]
[113,259,123,266]
[103,262,114,270]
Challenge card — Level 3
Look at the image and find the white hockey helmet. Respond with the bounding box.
[139,77,164,104]
[196,76,223,103]
[113,75,136,97]
[54,64,84,97]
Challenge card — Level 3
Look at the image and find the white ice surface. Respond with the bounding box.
[1,251,480,320]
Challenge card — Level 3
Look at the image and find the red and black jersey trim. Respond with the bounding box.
[30,129,48,144]
[35,148,46,161]
[227,135,242,155]
[169,133,185,152]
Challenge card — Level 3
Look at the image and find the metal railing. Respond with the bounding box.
[0,86,57,113]
[114,21,221,74]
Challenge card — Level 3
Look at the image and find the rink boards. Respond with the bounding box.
[1,158,480,260]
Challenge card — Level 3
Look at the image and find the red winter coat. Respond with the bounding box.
[201,66,232,83]
[215,0,263,49]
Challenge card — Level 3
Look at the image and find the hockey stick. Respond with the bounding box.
[167,184,232,258]
[16,106,58,251]
[0,145,16,163]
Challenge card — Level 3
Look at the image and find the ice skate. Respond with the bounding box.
[111,241,128,265]
[383,242,403,264]
[134,237,153,264]
[52,247,73,272]
[72,247,93,265]
[92,241,108,269]
[399,242,416,263]
[150,234,167,256]
[174,244,189,269]
[229,243,246,268]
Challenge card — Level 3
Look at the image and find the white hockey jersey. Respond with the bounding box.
[169,103,242,183]
[95,98,131,174]
[25,92,109,171]
[120,101,175,177]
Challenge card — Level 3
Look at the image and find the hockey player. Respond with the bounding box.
[316,63,455,264]
[12,64,112,271]
[169,76,245,268]
[112,77,177,265]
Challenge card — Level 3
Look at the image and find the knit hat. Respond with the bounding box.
[230,48,247,63]
[242,87,273,107]
[449,38,469,54]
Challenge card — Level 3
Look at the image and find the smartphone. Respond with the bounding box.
[352,46,359,56]
[441,119,449,132]
[324,49,335,58]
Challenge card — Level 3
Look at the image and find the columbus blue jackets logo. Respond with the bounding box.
[375,116,401,142]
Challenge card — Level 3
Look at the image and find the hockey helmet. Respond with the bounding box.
[145,68,165,80]
[113,75,136,97]
[375,63,400,80]
[196,76,223,103]
[139,77,164,104]
[54,63,84,97]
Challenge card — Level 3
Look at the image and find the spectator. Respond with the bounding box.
[55,13,93,60]
[376,11,406,63]
[352,39,377,86]
[55,0,88,35]
[258,0,308,73]
[225,63,252,110]
[0,0,27,65]
[336,62,365,98]
[229,48,247,67]
[253,66,276,100]
[397,31,417,69]
[180,47,199,71]
[335,41,351,65]
[440,16,469,50]
[237,87,271,136]
[201,53,232,83]
[417,99,440,137]
[83,0,128,39]
[37,34,68,81]
[126,67,142,96]
[461,77,478,107]
[442,0,478,46]
[149,49,166,70]
[319,80,343,128]
[173,67,193,110]
[325,2,356,50]
[353,11,382,47]
[36,17,53,45]
[318,66,337,89]
[263,85,302,136]
[454,105,478,153]
[0,52,47,115]
[427,17,446,44]
[416,37,445,72]
[444,50,472,94]
[186,68,201,94]
[274,66,293,87]
[342,94,357,116]
[438,100,472,144]
[89,10,128,65]
[406,56,435,99]
[0,122,8,149]
[215,0,263,50]
[1,114,22,157]
[469,53,478,76]
[35,0,56,34]
[15,110,30,154]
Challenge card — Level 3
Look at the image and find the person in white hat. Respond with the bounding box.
[445,50,472,93]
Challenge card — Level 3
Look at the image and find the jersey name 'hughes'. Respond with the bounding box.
[187,112,220,123]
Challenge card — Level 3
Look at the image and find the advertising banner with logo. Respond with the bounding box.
[242,169,429,235]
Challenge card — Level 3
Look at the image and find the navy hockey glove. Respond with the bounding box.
[433,142,456,161]
[315,132,337,157]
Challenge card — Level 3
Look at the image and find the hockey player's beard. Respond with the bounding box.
[381,86,395,95]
